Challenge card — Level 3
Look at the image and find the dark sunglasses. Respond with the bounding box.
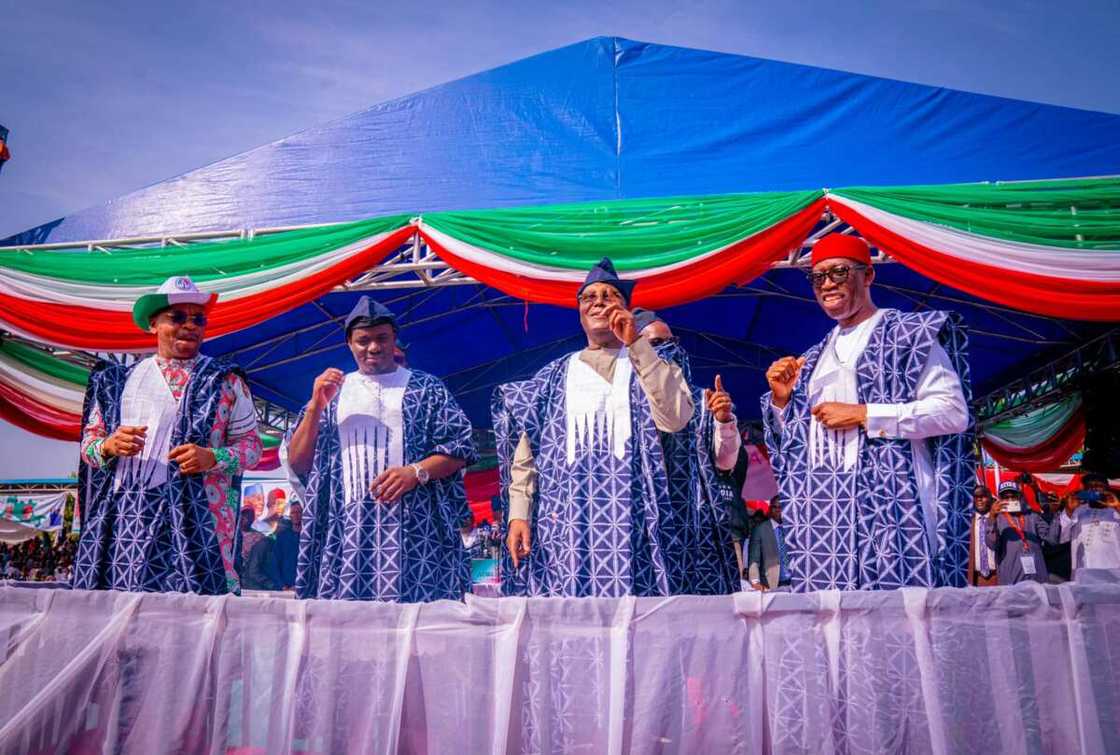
[163,310,208,327]
[648,336,679,348]
[806,264,869,289]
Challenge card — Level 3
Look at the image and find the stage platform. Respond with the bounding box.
[1,579,1118,754]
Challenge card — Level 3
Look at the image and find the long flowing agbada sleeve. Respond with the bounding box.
[508,433,537,522]
[627,336,694,433]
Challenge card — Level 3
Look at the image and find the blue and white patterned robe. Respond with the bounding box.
[292,370,477,602]
[494,350,694,598]
[658,345,740,595]
[761,310,975,592]
[73,356,245,595]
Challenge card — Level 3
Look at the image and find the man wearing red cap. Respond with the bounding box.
[762,234,973,592]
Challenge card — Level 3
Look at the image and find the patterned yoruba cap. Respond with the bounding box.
[576,257,636,305]
[631,307,662,332]
[345,296,397,334]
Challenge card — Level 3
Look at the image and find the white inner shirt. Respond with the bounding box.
[807,309,886,473]
[1064,507,1120,572]
[115,357,179,492]
[564,348,632,465]
[336,368,411,506]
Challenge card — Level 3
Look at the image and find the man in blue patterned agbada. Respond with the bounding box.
[498,258,740,597]
[762,233,974,592]
[75,276,262,595]
[284,297,477,602]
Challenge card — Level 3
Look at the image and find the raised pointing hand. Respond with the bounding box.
[705,374,734,423]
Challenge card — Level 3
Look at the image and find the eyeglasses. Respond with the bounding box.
[647,336,679,348]
[578,290,624,306]
[163,310,208,327]
[806,264,868,289]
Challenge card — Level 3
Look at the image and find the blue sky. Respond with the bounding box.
[1,0,1118,475]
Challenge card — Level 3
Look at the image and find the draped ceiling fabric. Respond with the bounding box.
[3,36,1120,426]
[0,341,286,463]
[1,582,1118,754]
[982,393,1087,472]
[4,180,1116,344]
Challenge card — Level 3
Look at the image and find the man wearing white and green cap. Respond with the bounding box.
[73,276,262,594]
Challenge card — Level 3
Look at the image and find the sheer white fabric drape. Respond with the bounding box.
[1,580,1117,754]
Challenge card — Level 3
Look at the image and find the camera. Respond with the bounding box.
[1003,497,1022,514]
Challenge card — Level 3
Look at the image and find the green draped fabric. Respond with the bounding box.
[983,393,1082,450]
[833,177,1120,250]
[422,190,824,270]
[0,341,88,386]
[0,214,413,285]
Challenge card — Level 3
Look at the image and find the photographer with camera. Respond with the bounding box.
[985,480,1057,585]
[1060,473,1120,578]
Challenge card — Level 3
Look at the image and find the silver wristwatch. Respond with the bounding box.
[411,463,430,485]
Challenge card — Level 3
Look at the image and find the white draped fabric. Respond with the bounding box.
[1,581,1118,754]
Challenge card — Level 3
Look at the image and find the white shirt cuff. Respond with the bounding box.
[769,401,787,431]
[714,418,741,470]
[864,403,900,439]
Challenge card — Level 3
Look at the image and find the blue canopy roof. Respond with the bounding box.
[7,37,1120,425]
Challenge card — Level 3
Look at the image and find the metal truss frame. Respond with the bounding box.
[974,329,1120,427]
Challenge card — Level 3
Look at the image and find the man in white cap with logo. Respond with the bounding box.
[73,276,262,594]
[985,480,1056,585]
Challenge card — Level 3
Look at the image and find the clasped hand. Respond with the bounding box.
[810,402,867,431]
[103,425,216,475]
[370,466,419,504]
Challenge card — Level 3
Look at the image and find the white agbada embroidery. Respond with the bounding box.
[115,357,179,492]
[806,309,886,472]
[564,349,632,465]
[336,368,411,506]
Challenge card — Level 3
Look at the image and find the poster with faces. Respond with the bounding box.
[241,479,300,533]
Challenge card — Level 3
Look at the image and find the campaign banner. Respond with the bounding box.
[1,490,69,531]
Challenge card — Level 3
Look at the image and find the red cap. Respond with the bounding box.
[811,233,872,267]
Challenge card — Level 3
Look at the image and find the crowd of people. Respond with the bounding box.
[0,534,77,582]
[969,473,1120,586]
[22,232,1115,604]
